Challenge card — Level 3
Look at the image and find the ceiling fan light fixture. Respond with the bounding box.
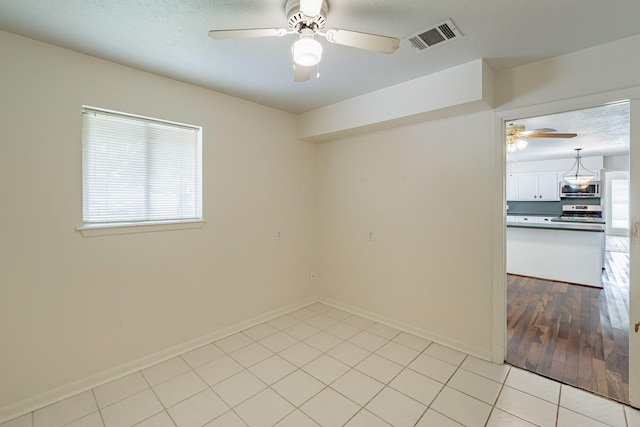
[515,138,528,150]
[506,122,528,152]
[506,123,525,135]
[292,30,323,66]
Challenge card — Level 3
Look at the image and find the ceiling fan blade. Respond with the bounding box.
[293,64,311,82]
[520,128,556,136]
[300,0,323,17]
[208,28,288,40]
[323,29,400,54]
[523,132,578,138]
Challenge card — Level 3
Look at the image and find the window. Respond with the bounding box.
[82,107,202,230]
[611,178,629,230]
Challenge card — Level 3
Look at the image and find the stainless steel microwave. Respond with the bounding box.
[560,181,600,198]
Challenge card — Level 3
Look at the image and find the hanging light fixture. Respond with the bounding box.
[292,27,323,67]
[563,148,594,188]
[506,123,528,153]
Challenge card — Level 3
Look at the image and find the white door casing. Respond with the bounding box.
[493,88,640,409]
[629,98,640,407]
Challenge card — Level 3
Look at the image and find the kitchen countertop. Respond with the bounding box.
[507,220,605,287]
[506,220,604,232]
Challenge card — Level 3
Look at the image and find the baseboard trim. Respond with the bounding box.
[0,295,319,424]
[1,294,494,423]
[317,297,493,362]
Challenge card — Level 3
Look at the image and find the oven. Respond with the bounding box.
[554,204,604,224]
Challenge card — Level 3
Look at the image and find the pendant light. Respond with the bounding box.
[563,148,594,188]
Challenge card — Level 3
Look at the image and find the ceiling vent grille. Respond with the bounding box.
[406,19,462,52]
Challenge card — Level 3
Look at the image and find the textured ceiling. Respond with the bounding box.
[508,102,630,162]
[2,0,640,114]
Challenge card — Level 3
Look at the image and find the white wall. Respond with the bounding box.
[494,34,640,111]
[4,24,640,418]
[604,154,630,170]
[316,111,495,357]
[312,33,640,366]
[0,31,318,412]
[507,157,604,174]
[299,59,494,141]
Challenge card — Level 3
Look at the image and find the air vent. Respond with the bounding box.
[406,19,462,52]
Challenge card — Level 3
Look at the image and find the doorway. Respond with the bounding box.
[503,102,632,404]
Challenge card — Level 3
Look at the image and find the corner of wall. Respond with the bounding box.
[298,59,494,141]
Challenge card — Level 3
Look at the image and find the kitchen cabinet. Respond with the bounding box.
[506,172,559,201]
[506,174,519,201]
[538,173,560,200]
[507,223,604,287]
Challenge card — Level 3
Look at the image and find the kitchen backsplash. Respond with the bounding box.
[507,199,600,216]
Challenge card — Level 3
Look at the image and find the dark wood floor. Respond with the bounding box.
[506,236,630,404]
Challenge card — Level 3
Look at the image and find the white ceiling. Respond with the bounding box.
[2,1,640,115]
[508,102,630,162]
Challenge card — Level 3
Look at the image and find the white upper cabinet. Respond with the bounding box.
[505,157,603,202]
[506,174,520,201]
[508,172,559,201]
[518,174,539,201]
[537,172,560,201]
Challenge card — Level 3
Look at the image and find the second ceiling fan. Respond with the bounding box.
[208,0,400,82]
[506,123,577,152]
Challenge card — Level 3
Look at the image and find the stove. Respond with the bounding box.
[554,204,605,224]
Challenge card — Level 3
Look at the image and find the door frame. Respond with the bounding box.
[491,87,640,408]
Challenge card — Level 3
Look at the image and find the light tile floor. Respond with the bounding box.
[3,302,640,427]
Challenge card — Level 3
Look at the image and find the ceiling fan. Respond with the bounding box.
[208,0,400,82]
[506,123,577,152]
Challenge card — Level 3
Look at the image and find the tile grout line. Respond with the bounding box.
[133,366,173,427]
[89,389,106,427]
[336,342,433,424]
[6,302,638,427]
[410,358,457,427]
[327,352,415,426]
[83,308,482,426]
[252,310,421,425]
[555,385,561,427]
[233,316,330,424]
[482,366,513,427]
[197,347,265,426]
[192,318,350,425]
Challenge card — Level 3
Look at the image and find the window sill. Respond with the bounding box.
[77,220,206,237]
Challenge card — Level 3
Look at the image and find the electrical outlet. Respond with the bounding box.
[368,231,375,241]
[310,271,316,280]
[275,230,282,240]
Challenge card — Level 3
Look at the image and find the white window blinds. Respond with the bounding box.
[82,108,202,224]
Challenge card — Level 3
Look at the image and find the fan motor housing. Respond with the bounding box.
[286,0,328,32]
